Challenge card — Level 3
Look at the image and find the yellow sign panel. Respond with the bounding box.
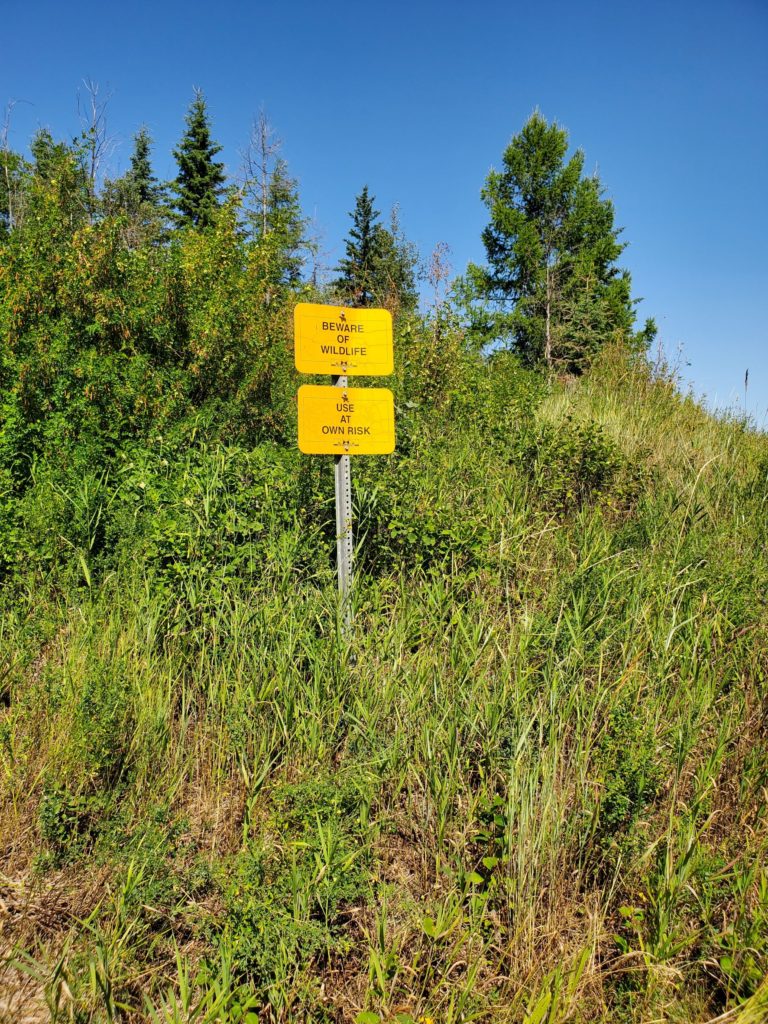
[294,303,393,376]
[298,385,395,455]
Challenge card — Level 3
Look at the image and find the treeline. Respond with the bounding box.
[0,90,655,349]
[0,91,419,311]
[0,91,655,585]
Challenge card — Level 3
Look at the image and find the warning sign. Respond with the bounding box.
[294,303,393,376]
[298,385,395,455]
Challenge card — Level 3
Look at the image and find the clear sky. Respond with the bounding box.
[2,0,766,422]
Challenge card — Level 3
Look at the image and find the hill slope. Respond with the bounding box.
[1,347,767,1023]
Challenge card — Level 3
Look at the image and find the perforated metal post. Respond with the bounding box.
[333,373,353,636]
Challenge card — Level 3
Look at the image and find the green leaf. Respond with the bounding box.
[618,905,643,920]
[467,871,484,885]
[356,1013,381,1024]
[422,916,436,937]
[78,551,91,588]
[482,856,499,870]
[524,989,551,1024]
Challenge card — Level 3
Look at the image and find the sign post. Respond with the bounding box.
[333,374,354,634]
[294,303,394,639]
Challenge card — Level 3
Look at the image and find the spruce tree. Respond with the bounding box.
[335,185,380,306]
[171,91,226,228]
[129,127,162,206]
[470,112,651,371]
[264,158,305,285]
[335,187,418,311]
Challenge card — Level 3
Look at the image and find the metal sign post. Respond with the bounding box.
[332,372,354,636]
[293,302,395,644]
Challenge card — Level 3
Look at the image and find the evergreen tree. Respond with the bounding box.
[172,92,226,228]
[129,127,162,206]
[469,112,652,371]
[264,157,305,285]
[335,185,381,306]
[335,187,419,311]
[101,128,167,242]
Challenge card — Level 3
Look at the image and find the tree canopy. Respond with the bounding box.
[172,91,226,228]
[335,186,418,312]
[129,127,163,207]
[469,111,654,371]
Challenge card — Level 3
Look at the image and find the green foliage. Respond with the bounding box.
[224,777,369,1004]
[512,416,647,516]
[129,127,163,207]
[334,185,380,306]
[146,946,259,1024]
[334,186,418,312]
[101,128,168,242]
[261,157,306,286]
[38,786,106,867]
[172,91,226,228]
[469,111,652,370]
[594,696,663,856]
[0,145,25,238]
[1,100,767,1024]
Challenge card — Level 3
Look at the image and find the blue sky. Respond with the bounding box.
[2,0,766,421]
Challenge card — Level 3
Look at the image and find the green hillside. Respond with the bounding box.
[0,109,767,1023]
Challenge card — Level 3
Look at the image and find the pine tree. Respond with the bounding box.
[172,91,226,228]
[469,112,651,371]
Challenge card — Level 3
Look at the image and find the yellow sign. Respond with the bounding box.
[294,303,393,376]
[298,385,395,455]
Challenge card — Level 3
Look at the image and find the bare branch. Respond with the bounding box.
[1,99,28,231]
[428,241,452,309]
[240,108,281,235]
[76,79,117,205]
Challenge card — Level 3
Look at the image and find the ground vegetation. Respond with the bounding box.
[0,100,765,1024]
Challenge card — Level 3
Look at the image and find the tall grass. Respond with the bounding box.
[1,355,766,1023]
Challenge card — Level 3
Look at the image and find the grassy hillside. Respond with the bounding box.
[1,341,766,1023]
